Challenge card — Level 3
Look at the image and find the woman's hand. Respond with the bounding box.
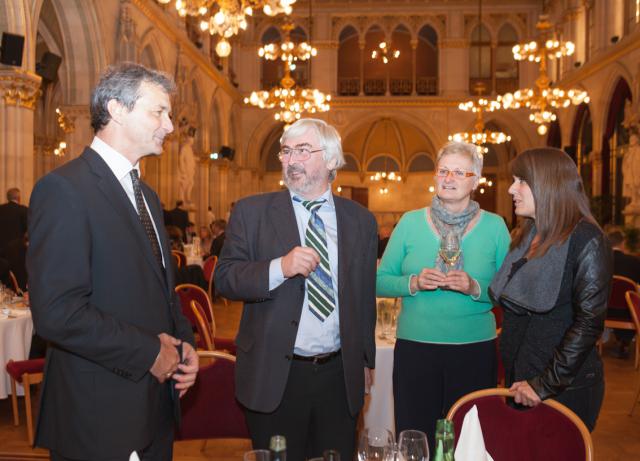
[510,381,542,407]
[443,270,479,297]
[411,268,446,292]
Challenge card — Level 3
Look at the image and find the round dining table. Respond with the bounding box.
[0,308,33,399]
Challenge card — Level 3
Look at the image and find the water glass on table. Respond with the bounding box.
[244,449,271,461]
[399,429,429,461]
[377,300,393,339]
[358,427,395,461]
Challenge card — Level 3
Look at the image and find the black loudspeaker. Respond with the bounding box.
[220,145,235,160]
[0,32,25,66]
[36,51,62,82]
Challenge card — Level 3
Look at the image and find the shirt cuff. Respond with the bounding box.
[470,278,481,300]
[408,274,418,296]
[269,257,287,291]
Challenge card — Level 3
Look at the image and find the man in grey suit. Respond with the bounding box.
[215,118,378,460]
[27,63,198,460]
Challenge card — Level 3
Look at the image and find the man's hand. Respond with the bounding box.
[281,246,320,278]
[364,367,373,395]
[174,341,199,398]
[411,268,446,292]
[443,270,479,296]
[150,333,181,383]
[510,381,542,407]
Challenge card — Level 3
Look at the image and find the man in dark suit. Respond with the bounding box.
[169,200,189,240]
[0,188,28,253]
[208,218,226,258]
[215,118,378,460]
[27,63,198,461]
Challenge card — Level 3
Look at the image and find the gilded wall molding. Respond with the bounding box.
[0,69,42,110]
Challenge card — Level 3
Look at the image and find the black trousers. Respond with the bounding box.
[244,354,357,461]
[50,383,175,461]
[393,339,497,453]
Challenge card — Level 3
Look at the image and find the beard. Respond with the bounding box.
[283,164,327,196]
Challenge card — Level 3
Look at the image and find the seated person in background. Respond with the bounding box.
[166,225,184,252]
[2,232,28,292]
[606,229,640,358]
[377,224,392,259]
[185,221,196,244]
[209,219,226,258]
[199,225,213,256]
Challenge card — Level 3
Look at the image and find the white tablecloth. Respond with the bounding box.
[0,310,33,399]
[362,328,396,437]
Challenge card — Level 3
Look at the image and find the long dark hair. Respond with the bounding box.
[510,148,596,258]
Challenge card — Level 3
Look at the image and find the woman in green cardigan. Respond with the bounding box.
[376,142,510,448]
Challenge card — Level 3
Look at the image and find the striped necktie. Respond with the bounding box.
[294,197,336,322]
[130,169,164,269]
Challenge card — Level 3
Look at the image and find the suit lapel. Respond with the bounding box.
[335,195,356,299]
[144,182,175,293]
[82,148,169,297]
[269,190,301,252]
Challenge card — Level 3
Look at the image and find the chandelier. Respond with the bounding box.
[499,15,589,135]
[244,17,330,125]
[371,41,400,64]
[155,0,296,56]
[369,121,402,194]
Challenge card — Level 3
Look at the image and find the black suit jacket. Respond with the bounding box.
[209,231,226,258]
[214,190,378,415]
[169,207,189,236]
[0,201,27,251]
[27,148,194,459]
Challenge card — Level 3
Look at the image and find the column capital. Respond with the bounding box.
[0,69,42,110]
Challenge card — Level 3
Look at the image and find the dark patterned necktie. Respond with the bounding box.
[130,169,163,268]
[294,197,336,322]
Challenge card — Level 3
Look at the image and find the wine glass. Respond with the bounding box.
[377,300,392,339]
[399,430,429,461]
[358,427,394,461]
[439,232,461,274]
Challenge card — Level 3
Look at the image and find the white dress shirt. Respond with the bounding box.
[90,136,166,267]
[269,187,340,356]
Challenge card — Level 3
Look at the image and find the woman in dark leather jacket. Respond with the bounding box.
[489,147,612,431]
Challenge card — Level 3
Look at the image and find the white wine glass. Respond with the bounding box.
[439,232,461,274]
[358,427,394,461]
[399,429,429,461]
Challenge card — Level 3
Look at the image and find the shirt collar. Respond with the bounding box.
[91,136,140,182]
[289,187,335,210]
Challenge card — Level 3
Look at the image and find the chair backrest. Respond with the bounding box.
[609,275,638,309]
[175,283,216,337]
[446,388,593,461]
[175,351,249,440]
[191,300,213,351]
[172,250,187,268]
[626,290,640,332]
[203,255,217,284]
[171,251,181,269]
[8,270,23,295]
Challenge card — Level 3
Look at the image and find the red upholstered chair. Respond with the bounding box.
[203,255,217,298]
[172,250,187,268]
[626,291,640,415]
[176,283,236,353]
[190,300,214,351]
[6,358,45,445]
[599,276,638,358]
[446,388,593,461]
[175,350,249,447]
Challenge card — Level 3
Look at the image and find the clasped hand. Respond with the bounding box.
[281,246,321,278]
[150,333,199,397]
[412,268,477,296]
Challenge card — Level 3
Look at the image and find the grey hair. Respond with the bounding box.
[90,62,176,133]
[436,142,483,177]
[6,187,20,201]
[280,118,345,181]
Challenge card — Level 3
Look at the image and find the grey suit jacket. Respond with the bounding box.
[215,190,378,415]
[27,148,194,459]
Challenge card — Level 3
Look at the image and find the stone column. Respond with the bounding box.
[410,39,418,96]
[59,105,91,160]
[359,39,365,96]
[0,69,41,200]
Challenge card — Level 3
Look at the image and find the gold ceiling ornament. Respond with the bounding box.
[499,15,589,135]
[244,16,330,126]
[156,0,296,56]
[371,41,400,64]
[55,107,75,134]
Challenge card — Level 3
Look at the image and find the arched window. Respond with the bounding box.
[389,25,412,95]
[469,24,492,95]
[416,25,438,95]
[367,155,400,172]
[408,154,435,172]
[261,27,281,90]
[363,25,386,95]
[495,24,518,93]
[342,154,359,172]
[338,26,360,96]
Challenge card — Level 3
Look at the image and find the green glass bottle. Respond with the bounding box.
[270,435,287,461]
[433,419,455,461]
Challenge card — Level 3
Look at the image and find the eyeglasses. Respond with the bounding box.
[278,147,324,162]
[435,167,476,179]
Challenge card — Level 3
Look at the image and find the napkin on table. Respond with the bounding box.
[454,404,494,461]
